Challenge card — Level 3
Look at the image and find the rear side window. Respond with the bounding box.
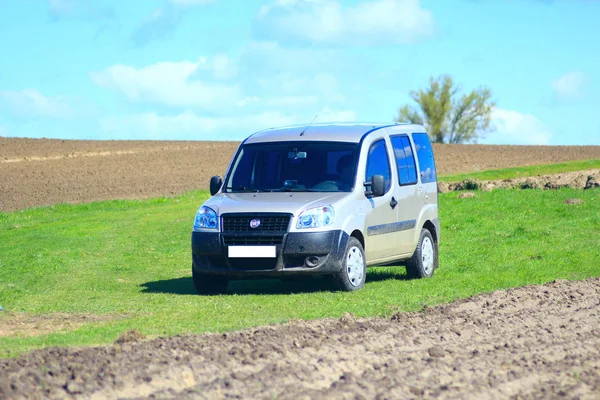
[365,139,391,192]
[412,133,437,183]
[391,136,417,185]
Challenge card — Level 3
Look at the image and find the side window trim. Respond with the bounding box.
[390,134,418,187]
[411,132,437,184]
[365,138,393,195]
[400,136,418,186]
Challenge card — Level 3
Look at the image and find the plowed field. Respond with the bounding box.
[2,138,600,398]
[1,137,599,211]
[2,278,599,399]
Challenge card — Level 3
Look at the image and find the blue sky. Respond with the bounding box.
[0,0,598,145]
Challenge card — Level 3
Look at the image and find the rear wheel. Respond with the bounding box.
[333,237,366,291]
[192,268,229,295]
[406,228,437,279]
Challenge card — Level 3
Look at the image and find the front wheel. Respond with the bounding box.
[406,228,437,279]
[192,268,229,295]
[333,237,366,291]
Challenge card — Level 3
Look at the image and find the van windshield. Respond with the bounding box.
[224,141,359,193]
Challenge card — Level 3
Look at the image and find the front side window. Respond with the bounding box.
[391,135,417,185]
[365,139,392,192]
[412,133,437,183]
[225,141,359,192]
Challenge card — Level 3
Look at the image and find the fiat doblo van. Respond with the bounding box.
[191,123,439,293]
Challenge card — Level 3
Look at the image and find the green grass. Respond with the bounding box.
[439,159,600,182]
[1,188,599,358]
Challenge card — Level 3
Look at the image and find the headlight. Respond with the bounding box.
[296,206,335,229]
[193,206,219,231]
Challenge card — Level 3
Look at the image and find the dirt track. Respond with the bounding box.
[1,278,599,399]
[1,137,599,211]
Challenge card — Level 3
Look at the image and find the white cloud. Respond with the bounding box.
[0,126,6,137]
[92,50,349,114]
[238,41,352,106]
[100,111,295,140]
[131,5,180,46]
[237,73,345,109]
[47,0,114,21]
[131,0,216,46]
[264,95,319,107]
[49,0,74,13]
[210,54,239,80]
[235,96,261,107]
[91,46,358,138]
[169,0,215,7]
[315,107,357,122]
[91,57,240,110]
[257,0,435,44]
[486,108,552,145]
[254,71,347,107]
[0,89,73,119]
[552,71,588,100]
[99,108,356,140]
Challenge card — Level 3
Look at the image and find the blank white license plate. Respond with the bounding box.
[228,246,276,258]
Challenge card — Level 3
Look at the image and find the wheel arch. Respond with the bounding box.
[350,229,365,250]
[422,220,438,244]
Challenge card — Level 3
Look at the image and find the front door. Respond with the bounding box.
[363,139,398,261]
[390,135,421,255]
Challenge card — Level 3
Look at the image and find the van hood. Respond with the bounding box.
[203,192,349,216]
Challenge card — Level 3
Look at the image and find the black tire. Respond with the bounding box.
[192,268,229,295]
[406,228,437,279]
[333,237,367,291]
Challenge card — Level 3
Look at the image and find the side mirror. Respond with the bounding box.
[371,175,386,197]
[363,175,386,198]
[210,176,223,196]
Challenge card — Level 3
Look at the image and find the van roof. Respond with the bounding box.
[244,122,426,144]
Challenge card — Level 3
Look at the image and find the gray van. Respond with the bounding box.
[191,123,439,293]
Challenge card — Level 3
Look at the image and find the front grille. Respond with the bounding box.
[222,213,291,233]
[228,258,277,270]
[223,235,284,246]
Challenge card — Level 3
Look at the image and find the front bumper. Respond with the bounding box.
[192,230,349,277]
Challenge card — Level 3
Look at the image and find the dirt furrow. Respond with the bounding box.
[1,137,599,212]
[439,169,600,192]
[0,146,214,164]
[1,278,599,399]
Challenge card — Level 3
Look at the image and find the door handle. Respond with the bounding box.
[390,196,398,209]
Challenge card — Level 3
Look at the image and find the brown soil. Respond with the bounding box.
[438,169,600,192]
[432,143,600,174]
[1,278,599,399]
[0,313,125,338]
[0,140,238,212]
[457,191,477,198]
[564,198,585,205]
[114,329,146,345]
[1,137,599,212]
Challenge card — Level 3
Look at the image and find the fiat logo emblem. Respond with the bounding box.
[249,219,261,229]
